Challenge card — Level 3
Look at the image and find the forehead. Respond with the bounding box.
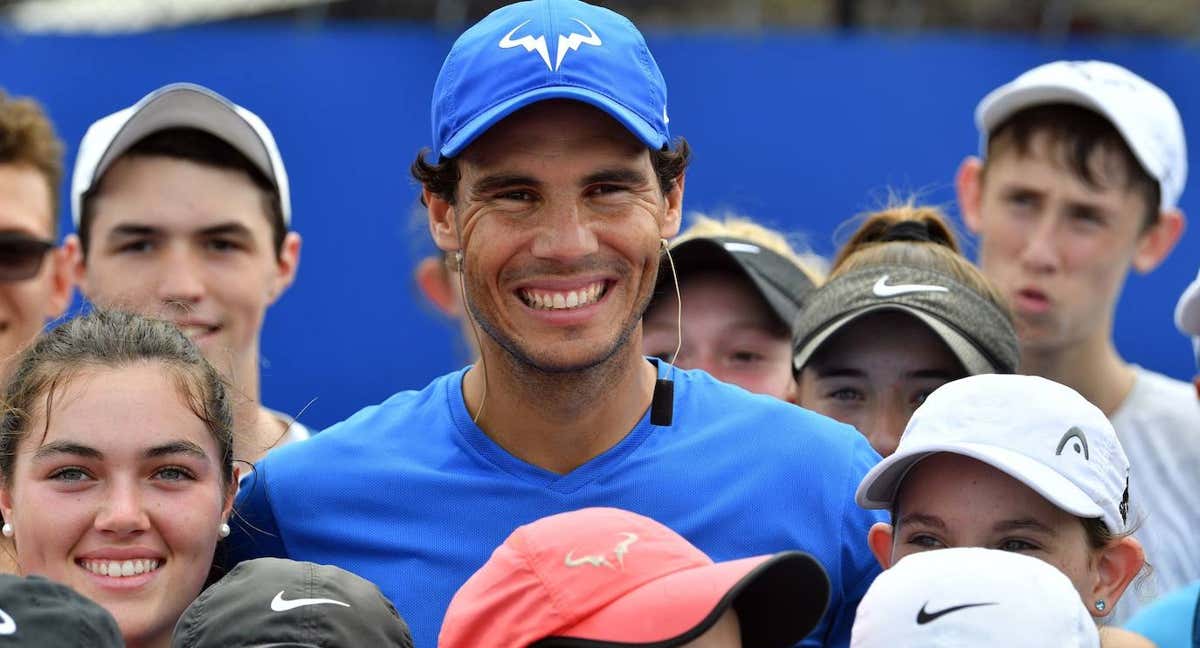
[460,100,649,172]
[0,163,54,236]
[89,154,272,234]
[31,363,213,452]
[897,453,1051,515]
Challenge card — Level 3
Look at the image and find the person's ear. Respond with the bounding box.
[1088,536,1144,618]
[427,188,461,255]
[43,245,73,320]
[1132,209,1184,274]
[415,256,463,317]
[659,173,684,239]
[222,466,240,520]
[62,234,91,298]
[956,156,985,234]
[867,522,896,570]
[267,232,302,305]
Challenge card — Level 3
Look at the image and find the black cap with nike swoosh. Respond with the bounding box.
[170,558,413,648]
[0,573,122,646]
[792,264,1019,377]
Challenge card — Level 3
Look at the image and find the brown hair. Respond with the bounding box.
[0,89,64,237]
[78,127,287,256]
[410,138,692,206]
[831,201,1011,319]
[982,104,1160,228]
[0,309,234,488]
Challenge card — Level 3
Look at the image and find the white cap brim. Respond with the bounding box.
[71,83,290,227]
[856,441,1104,521]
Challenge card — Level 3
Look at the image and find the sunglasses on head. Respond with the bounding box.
[0,232,55,282]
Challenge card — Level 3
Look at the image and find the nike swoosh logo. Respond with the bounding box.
[872,275,949,298]
[0,608,14,635]
[916,601,997,624]
[270,591,351,612]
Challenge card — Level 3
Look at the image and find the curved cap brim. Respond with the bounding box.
[532,552,829,648]
[438,86,667,159]
[855,442,1104,520]
[793,304,996,376]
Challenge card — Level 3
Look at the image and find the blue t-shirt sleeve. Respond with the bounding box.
[224,458,288,565]
[1123,581,1200,648]
[819,436,887,648]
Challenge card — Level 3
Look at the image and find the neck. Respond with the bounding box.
[463,337,657,475]
[1019,332,1135,416]
[222,342,285,465]
[125,629,171,648]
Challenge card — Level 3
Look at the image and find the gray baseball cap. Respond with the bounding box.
[654,236,816,331]
[171,558,413,648]
[792,264,1019,377]
[0,574,122,646]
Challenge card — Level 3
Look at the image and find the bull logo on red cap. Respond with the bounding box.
[564,532,638,571]
[499,18,602,72]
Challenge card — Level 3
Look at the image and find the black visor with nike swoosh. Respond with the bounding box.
[791,264,1019,377]
[170,558,413,648]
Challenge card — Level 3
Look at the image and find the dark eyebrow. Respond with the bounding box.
[907,369,959,380]
[145,441,209,461]
[107,224,161,239]
[993,518,1057,536]
[198,223,255,239]
[896,512,946,530]
[33,441,102,461]
[811,367,866,379]
[581,168,650,187]
[470,173,543,197]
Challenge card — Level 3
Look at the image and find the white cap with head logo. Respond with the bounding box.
[851,547,1100,647]
[856,373,1131,534]
[976,60,1186,212]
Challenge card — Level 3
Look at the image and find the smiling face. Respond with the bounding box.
[962,133,1162,353]
[430,100,682,373]
[0,164,70,377]
[644,271,793,400]
[797,311,964,456]
[0,361,234,648]
[73,155,298,387]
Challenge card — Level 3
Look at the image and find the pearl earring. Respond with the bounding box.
[2,523,12,538]
[1094,599,1107,612]
[218,522,230,539]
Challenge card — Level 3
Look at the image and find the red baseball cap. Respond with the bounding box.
[438,507,829,648]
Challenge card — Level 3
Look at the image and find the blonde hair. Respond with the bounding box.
[674,213,827,285]
[831,202,1010,317]
[0,88,63,235]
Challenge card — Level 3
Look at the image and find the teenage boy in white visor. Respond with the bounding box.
[67,83,305,467]
[856,373,1153,647]
[957,61,1198,617]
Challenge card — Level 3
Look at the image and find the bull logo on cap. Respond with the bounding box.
[499,18,602,72]
[564,532,638,571]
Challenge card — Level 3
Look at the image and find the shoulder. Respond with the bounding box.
[1114,367,1200,426]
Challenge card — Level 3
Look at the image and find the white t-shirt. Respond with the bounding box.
[1109,367,1200,623]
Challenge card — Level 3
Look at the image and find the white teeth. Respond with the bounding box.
[80,559,161,578]
[521,282,607,311]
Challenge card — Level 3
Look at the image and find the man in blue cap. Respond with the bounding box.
[229,2,884,646]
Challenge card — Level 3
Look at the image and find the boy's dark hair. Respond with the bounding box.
[78,127,287,255]
[982,104,1161,229]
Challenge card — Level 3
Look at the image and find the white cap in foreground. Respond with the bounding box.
[856,374,1131,534]
[851,547,1099,648]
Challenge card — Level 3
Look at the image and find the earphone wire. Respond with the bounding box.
[454,250,488,425]
[662,239,682,367]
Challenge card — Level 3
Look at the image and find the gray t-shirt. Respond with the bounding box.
[1109,367,1200,623]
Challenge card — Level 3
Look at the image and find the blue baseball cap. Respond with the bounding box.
[431,0,670,160]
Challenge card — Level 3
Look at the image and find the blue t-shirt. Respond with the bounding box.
[229,361,886,647]
[1125,581,1200,648]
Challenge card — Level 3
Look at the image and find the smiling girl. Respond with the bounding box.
[0,310,236,648]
